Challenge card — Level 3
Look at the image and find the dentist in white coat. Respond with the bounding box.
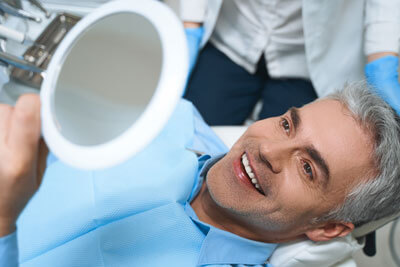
[182,0,400,125]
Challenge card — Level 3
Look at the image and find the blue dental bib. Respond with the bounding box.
[16,100,215,267]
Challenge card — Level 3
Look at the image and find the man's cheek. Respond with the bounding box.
[273,180,310,210]
[230,137,246,151]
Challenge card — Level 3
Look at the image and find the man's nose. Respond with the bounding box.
[259,141,292,173]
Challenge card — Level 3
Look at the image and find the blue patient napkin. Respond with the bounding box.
[16,100,210,267]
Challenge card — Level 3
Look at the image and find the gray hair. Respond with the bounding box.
[319,81,400,227]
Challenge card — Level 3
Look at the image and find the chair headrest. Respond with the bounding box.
[352,212,400,238]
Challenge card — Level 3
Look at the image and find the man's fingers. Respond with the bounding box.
[8,94,41,158]
[0,95,41,237]
[36,138,48,187]
[0,105,12,142]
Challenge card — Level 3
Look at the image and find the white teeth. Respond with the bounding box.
[241,154,262,191]
[245,165,252,174]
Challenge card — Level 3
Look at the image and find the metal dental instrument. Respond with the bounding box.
[0,24,35,45]
[10,13,80,88]
[4,0,22,10]
[0,50,44,73]
[0,1,41,23]
[28,0,51,18]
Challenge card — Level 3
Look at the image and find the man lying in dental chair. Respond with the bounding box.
[0,82,400,267]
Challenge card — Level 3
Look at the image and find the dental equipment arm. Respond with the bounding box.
[365,53,400,115]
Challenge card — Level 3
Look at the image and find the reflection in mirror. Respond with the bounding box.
[53,12,162,146]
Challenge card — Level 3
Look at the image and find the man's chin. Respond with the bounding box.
[205,176,269,223]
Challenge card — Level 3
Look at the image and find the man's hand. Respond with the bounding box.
[183,22,204,74]
[0,94,43,237]
[365,53,400,115]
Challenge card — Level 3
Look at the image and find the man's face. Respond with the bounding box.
[205,100,375,242]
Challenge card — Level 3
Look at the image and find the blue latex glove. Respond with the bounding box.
[365,55,400,115]
[184,27,204,74]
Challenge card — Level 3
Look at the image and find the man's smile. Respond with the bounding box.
[233,153,266,196]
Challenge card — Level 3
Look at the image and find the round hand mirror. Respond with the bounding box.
[41,0,188,169]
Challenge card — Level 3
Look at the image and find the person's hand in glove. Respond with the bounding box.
[365,53,400,114]
[183,22,204,74]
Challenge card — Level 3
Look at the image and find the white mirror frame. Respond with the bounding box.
[41,0,188,170]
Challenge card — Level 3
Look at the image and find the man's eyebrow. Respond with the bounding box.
[289,107,301,131]
[305,145,330,187]
[289,107,330,186]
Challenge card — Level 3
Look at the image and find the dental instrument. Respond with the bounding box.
[0,24,35,45]
[0,50,44,73]
[3,0,22,10]
[9,13,80,88]
[0,1,41,23]
[27,0,51,18]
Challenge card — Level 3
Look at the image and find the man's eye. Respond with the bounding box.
[303,162,314,179]
[281,118,290,134]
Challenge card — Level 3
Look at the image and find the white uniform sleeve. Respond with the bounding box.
[364,0,400,55]
[179,0,207,22]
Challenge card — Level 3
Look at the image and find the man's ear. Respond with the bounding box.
[305,222,355,242]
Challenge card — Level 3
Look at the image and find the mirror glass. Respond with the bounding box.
[53,12,162,146]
